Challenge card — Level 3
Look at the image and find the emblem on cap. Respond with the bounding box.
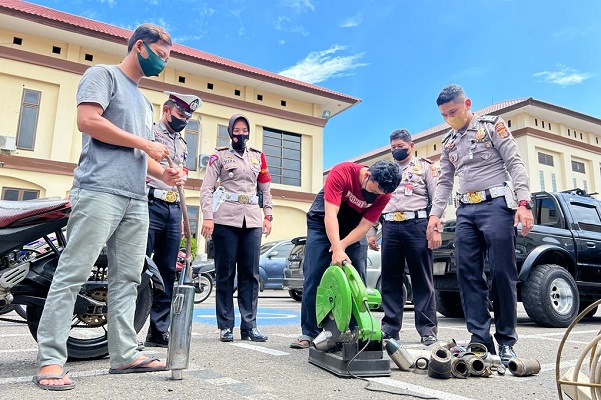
[189,98,200,111]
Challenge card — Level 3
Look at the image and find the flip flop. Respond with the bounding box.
[109,357,167,374]
[290,339,312,349]
[32,370,75,391]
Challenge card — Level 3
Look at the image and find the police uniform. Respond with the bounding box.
[375,156,439,342]
[145,91,200,346]
[430,115,531,354]
[200,116,273,340]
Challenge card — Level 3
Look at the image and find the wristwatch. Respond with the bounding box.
[264,215,273,221]
[518,200,533,209]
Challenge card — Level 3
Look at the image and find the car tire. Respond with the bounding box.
[288,289,302,302]
[522,264,579,328]
[435,290,465,318]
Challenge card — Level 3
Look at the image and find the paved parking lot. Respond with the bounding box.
[0,290,598,399]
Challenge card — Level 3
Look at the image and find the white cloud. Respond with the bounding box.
[278,45,369,84]
[533,65,593,86]
[99,0,116,7]
[278,39,286,46]
[340,14,362,28]
[274,16,309,36]
[282,0,315,12]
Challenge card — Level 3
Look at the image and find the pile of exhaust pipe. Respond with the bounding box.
[385,338,540,379]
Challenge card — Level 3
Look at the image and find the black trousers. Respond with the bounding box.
[213,222,262,330]
[455,197,518,353]
[380,218,437,339]
[146,199,182,337]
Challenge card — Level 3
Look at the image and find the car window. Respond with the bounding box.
[272,242,294,258]
[535,195,560,227]
[571,203,601,233]
[260,242,277,255]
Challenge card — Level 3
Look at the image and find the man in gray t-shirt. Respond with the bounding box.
[34,24,184,391]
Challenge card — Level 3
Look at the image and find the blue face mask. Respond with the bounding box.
[137,41,166,77]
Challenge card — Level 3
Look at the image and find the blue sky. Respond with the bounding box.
[31,0,601,168]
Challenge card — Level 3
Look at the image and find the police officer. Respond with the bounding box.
[427,84,534,366]
[200,114,273,342]
[368,129,439,346]
[144,91,201,347]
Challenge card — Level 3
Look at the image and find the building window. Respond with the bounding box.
[257,94,263,101]
[178,76,186,83]
[1,187,39,200]
[507,120,511,128]
[535,119,538,127]
[263,128,301,186]
[234,89,241,96]
[580,132,583,140]
[584,180,588,193]
[16,89,41,150]
[433,144,437,151]
[217,125,229,148]
[572,160,586,174]
[184,119,199,171]
[573,178,577,188]
[537,152,554,166]
[187,205,199,238]
[549,123,552,130]
[84,53,93,62]
[568,129,571,136]
[539,171,545,191]
[280,100,287,107]
[551,173,557,192]
[13,37,23,45]
[596,137,599,144]
[542,121,545,129]
[207,83,214,90]
[52,46,61,54]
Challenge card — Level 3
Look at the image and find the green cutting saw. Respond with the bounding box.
[308,262,391,377]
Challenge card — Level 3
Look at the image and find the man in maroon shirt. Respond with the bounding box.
[290,160,401,349]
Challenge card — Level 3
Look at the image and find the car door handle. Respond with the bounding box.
[587,242,596,248]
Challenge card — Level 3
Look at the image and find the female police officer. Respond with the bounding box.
[200,114,273,342]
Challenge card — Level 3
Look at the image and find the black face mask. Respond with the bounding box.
[361,176,380,204]
[167,114,188,132]
[361,188,379,204]
[231,134,248,151]
[392,148,410,161]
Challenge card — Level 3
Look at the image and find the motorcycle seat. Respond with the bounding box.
[0,198,70,228]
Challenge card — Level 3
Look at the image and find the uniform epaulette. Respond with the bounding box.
[420,157,433,164]
[178,136,187,145]
[478,115,499,124]
[249,147,262,153]
[442,130,454,144]
[215,146,229,151]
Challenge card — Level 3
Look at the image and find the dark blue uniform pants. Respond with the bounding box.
[381,218,437,339]
[213,222,262,331]
[300,216,367,339]
[146,199,182,338]
[455,197,518,353]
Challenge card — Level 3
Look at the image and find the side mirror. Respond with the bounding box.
[268,251,279,259]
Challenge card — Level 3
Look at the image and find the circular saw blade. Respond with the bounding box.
[315,266,352,333]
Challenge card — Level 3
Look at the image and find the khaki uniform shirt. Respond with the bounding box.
[146,121,187,190]
[200,146,273,228]
[382,156,438,214]
[430,115,531,218]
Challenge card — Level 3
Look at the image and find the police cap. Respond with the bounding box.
[163,91,202,118]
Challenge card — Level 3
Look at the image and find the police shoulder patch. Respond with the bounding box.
[420,157,433,165]
[216,146,229,151]
[248,147,262,154]
[495,121,510,139]
[442,130,454,145]
[208,154,219,166]
[478,115,499,124]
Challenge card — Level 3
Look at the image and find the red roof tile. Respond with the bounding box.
[0,0,359,103]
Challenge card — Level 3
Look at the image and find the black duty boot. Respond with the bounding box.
[220,328,234,342]
[240,328,268,342]
[145,332,169,348]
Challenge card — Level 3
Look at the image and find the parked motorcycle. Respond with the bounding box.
[0,198,163,360]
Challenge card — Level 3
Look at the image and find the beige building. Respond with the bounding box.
[338,98,601,220]
[0,1,360,250]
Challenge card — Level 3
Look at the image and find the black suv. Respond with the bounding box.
[433,189,601,328]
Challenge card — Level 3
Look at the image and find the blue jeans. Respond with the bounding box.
[455,197,517,352]
[37,187,148,369]
[300,216,367,339]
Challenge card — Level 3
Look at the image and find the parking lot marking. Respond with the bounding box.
[0,348,36,353]
[232,342,289,356]
[371,377,476,400]
[194,306,300,326]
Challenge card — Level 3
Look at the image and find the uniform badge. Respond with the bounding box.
[251,153,260,166]
[485,142,492,148]
[475,129,486,140]
[412,164,422,173]
[450,154,457,162]
[430,166,439,177]
[208,154,219,166]
[495,121,510,139]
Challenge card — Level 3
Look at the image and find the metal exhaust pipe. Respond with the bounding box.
[507,357,541,377]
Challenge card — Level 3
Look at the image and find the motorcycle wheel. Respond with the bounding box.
[194,272,213,304]
[26,284,153,360]
[13,304,27,319]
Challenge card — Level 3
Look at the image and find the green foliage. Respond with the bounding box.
[180,236,197,260]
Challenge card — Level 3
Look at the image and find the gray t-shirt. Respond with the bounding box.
[73,65,153,201]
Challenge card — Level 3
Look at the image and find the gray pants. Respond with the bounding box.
[37,187,149,369]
